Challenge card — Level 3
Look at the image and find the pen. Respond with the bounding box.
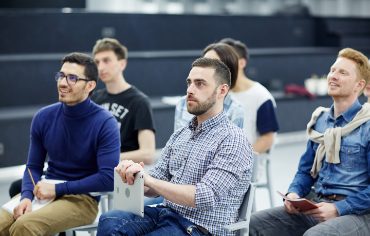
[27,168,36,187]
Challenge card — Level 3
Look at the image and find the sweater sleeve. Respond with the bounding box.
[55,117,120,196]
[21,111,47,201]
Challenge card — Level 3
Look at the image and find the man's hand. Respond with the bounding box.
[33,182,56,200]
[284,192,301,214]
[115,160,144,185]
[13,198,32,220]
[303,202,339,222]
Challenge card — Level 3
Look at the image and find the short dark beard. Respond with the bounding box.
[187,89,217,116]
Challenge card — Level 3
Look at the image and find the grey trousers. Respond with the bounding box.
[249,206,370,236]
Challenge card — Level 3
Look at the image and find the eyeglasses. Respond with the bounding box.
[55,72,90,85]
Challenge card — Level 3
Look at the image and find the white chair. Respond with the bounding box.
[224,182,256,236]
[252,152,274,210]
[63,192,113,236]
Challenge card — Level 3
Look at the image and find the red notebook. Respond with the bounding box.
[277,191,318,211]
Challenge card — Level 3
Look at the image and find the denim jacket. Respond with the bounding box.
[288,100,370,216]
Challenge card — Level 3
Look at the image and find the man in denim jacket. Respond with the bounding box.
[250,48,370,236]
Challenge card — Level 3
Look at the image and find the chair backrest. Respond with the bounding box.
[223,182,256,235]
[251,152,269,183]
[251,152,275,209]
[251,152,259,182]
[239,182,256,222]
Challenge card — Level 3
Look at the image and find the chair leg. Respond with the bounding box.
[61,231,74,236]
[89,229,97,236]
[239,227,249,236]
[265,158,274,207]
[252,200,256,213]
[252,155,275,211]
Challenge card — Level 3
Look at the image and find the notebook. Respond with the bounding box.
[277,191,318,211]
[2,179,66,214]
[113,171,144,217]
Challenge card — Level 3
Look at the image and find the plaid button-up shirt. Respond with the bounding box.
[150,112,253,236]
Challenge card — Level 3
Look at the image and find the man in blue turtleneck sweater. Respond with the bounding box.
[0,52,120,236]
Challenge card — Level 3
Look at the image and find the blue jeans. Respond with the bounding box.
[249,206,370,236]
[97,205,210,236]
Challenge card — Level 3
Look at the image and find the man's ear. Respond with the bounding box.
[357,79,366,93]
[87,80,97,93]
[120,59,127,71]
[219,84,229,97]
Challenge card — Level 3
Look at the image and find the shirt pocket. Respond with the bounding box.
[338,145,361,170]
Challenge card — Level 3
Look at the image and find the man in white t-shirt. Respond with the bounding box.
[220,38,279,154]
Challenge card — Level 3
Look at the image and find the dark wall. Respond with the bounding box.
[0,58,60,107]
[0,0,85,8]
[315,17,370,47]
[0,117,30,167]
[1,12,370,167]
[1,12,369,54]
[1,12,369,107]
[3,48,370,108]
[125,54,193,97]
[246,48,339,90]
[0,12,316,53]
[0,107,36,168]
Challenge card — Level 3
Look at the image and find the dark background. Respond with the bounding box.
[0,10,369,167]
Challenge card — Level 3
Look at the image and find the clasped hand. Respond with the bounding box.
[115,160,144,185]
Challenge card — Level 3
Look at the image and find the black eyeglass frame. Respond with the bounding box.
[55,71,91,85]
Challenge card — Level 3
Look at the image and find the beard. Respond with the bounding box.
[187,89,217,116]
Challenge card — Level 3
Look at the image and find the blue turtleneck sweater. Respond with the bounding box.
[21,98,120,201]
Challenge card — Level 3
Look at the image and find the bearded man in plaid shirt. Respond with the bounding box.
[97,57,253,236]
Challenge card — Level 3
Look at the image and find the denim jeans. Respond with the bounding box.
[97,205,210,236]
[249,206,370,236]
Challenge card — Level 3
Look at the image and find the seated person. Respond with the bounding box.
[249,48,370,235]
[145,42,245,206]
[0,52,120,235]
[8,37,156,198]
[92,38,156,164]
[97,58,253,236]
[220,37,279,154]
